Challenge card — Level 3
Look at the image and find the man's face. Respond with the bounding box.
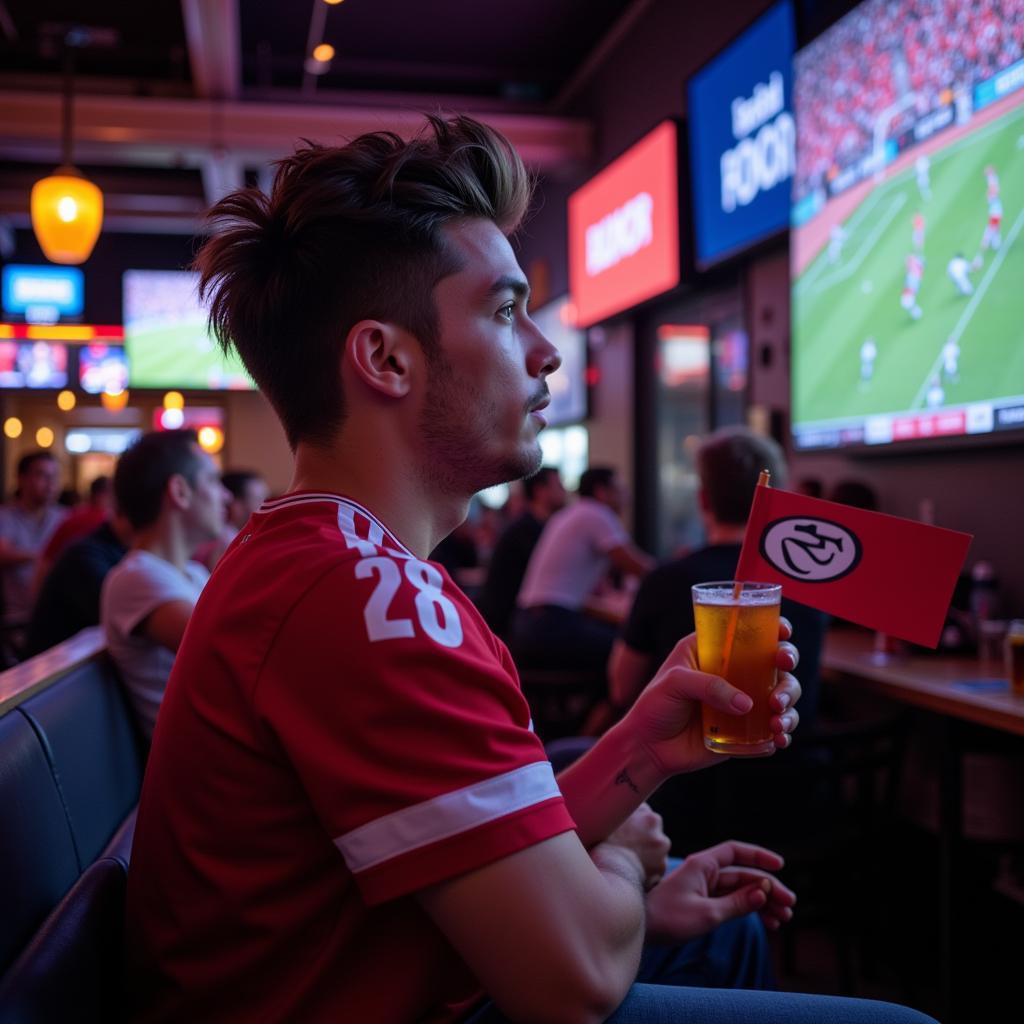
[184,447,230,544]
[20,458,60,507]
[596,475,626,515]
[539,473,568,515]
[417,219,561,496]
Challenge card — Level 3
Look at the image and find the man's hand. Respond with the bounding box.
[623,620,801,779]
[645,841,796,943]
[606,802,671,890]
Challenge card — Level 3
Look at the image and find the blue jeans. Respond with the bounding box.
[462,874,937,1023]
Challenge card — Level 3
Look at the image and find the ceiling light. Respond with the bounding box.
[36,426,55,448]
[3,417,23,439]
[312,43,335,62]
[31,34,103,264]
[57,389,76,411]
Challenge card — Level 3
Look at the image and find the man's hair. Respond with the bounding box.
[221,470,263,502]
[194,115,533,449]
[523,466,559,501]
[17,451,56,477]
[697,426,787,525]
[829,479,878,511]
[578,467,617,498]
[114,430,202,530]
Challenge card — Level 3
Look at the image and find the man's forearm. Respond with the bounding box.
[557,721,666,847]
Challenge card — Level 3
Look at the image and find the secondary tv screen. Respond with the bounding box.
[0,339,68,388]
[530,297,588,426]
[79,343,129,395]
[123,270,253,390]
[2,265,84,322]
[791,0,1024,450]
[688,0,795,268]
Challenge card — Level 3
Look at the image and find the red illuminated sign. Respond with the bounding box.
[568,121,681,328]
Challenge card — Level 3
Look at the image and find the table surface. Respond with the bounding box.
[822,628,1024,736]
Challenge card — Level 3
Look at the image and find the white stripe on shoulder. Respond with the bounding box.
[334,760,561,874]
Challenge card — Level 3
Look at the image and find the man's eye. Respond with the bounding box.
[498,303,515,322]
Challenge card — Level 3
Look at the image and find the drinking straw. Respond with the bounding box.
[719,469,772,678]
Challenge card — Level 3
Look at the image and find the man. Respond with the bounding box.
[915,156,931,202]
[476,465,566,637]
[610,427,826,729]
[947,252,974,296]
[125,117,930,1024]
[25,512,131,656]
[859,336,877,385]
[900,252,923,320]
[0,451,66,651]
[609,427,829,855]
[31,474,114,594]
[100,430,229,739]
[510,466,654,673]
[196,469,269,570]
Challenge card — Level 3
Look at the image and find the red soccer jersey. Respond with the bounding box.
[125,492,575,1023]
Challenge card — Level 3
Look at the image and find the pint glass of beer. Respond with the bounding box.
[692,581,782,756]
[1007,620,1024,696]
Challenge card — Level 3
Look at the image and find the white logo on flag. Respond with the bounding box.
[760,517,862,582]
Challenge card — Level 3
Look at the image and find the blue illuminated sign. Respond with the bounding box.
[688,0,795,268]
[1,264,84,321]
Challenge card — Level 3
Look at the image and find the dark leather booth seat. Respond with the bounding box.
[0,628,144,1021]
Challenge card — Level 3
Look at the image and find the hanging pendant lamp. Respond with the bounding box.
[31,33,103,265]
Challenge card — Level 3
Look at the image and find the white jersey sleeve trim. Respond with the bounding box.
[334,760,561,874]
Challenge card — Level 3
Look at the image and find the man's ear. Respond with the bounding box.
[166,473,192,511]
[345,320,416,399]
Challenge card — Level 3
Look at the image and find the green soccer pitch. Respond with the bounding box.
[126,319,253,390]
[792,103,1024,431]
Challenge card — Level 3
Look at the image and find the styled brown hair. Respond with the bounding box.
[697,426,787,525]
[194,115,533,448]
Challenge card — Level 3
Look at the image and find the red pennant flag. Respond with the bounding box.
[736,485,972,648]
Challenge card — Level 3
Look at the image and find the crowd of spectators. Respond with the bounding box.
[794,0,1024,203]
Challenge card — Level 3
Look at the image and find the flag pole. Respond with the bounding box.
[720,469,772,677]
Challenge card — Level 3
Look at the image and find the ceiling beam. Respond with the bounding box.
[0,91,594,177]
[181,0,241,100]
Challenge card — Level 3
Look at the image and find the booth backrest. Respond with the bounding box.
[0,628,143,982]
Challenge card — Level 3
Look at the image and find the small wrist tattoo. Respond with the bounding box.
[615,769,639,794]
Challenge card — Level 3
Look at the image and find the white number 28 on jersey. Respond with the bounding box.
[355,556,463,649]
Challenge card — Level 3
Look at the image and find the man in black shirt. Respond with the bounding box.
[610,427,828,852]
[25,518,130,656]
[476,466,566,637]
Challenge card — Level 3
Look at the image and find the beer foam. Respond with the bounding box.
[692,583,781,606]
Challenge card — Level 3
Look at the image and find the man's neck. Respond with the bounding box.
[290,435,469,559]
[133,520,194,571]
[16,498,49,517]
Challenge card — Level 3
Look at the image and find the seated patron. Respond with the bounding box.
[25,514,131,656]
[196,469,270,570]
[509,466,654,672]
[476,465,566,637]
[101,430,229,739]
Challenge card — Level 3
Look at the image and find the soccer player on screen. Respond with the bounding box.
[915,156,931,202]
[941,338,960,384]
[860,336,877,385]
[979,166,1002,256]
[912,212,926,251]
[947,253,974,296]
[901,252,924,320]
[926,375,945,409]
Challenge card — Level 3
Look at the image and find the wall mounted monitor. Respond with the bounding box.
[791,0,1024,451]
[0,339,69,388]
[530,296,588,427]
[123,270,253,390]
[687,0,795,268]
[79,343,130,395]
[1,265,84,323]
[568,120,681,327]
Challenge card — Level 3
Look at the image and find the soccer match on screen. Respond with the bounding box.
[791,0,1024,449]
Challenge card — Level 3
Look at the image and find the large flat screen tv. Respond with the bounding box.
[123,270,253,390]
[791,0,1024,450]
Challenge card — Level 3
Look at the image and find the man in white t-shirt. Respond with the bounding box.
[101,430,230,738]
[509,466,653,673]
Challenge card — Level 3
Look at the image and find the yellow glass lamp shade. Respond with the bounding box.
[31,171,104,265]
